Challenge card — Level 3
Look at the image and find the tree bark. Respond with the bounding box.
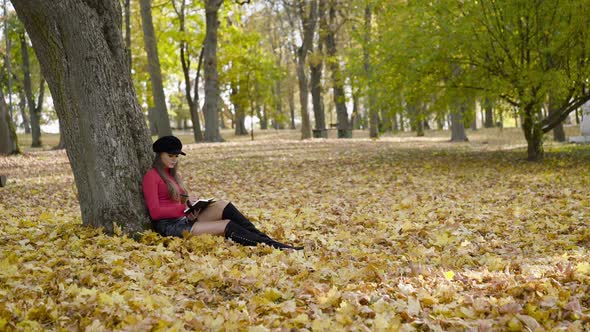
[296,57,312,138]
[522,103,543,161]
[219,107,226,129]
[483,98,494,128]
[257,104,268,130]
[450,65,468,142]
[175,0,204,142]
[124,0,131,71]
[417,121,424,137]
[351,88,361,130]
[4,0,13,121]
[325,0,350,138]
[273,81,285,129]
[20,33,43,147]
[364,4,378,138]
[310,0,326,138]
[309,58,326,134]
[12,0,153,235]
[294,0,317,139]
[548,96,565,142]
[202,0,224,142]
[552,120,565,142]
[0,86,19,155]
[231,83,248,135]
[451,104,468,142]
[288,82,296,129]
[18,90,30,134]
[139,0,172,138]
[408,104,424,137]
[218,94,226,129]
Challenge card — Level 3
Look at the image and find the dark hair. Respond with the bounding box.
[152,153,187,202]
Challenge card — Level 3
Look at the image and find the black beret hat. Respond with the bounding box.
[152,136,186,155]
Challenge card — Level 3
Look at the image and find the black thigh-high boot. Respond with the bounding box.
[224,220,298,250]
[222,202,273,240]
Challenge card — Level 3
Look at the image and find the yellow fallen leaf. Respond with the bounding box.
[575,262,590,275]
[292,313,309,326]
[444,270,455,281]
[248,326,269,332]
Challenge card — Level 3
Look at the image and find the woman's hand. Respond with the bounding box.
[187,209,200,221]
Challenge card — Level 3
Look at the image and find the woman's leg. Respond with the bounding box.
[196,201,303,250]
[190,219,230,236]
[220,202,271,238]
[223,220,296,249]
[199,200,270,237]
[196,200,230,222]
[191,219,296,250]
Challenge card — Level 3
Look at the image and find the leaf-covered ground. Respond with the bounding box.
[1,128,590,331]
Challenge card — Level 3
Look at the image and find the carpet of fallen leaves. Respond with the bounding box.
[1,128,590,331]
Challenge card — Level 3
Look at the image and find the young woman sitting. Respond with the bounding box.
[142,135,302,250]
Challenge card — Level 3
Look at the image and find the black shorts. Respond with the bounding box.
[153,217,193,237]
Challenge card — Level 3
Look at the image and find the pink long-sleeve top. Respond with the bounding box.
[142,168,187,220]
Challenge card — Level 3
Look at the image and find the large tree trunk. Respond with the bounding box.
[176,0,203,142]
[231,83,248,135]
[295,0,317,140]
[124,0,131,71]
[3,0,13,122]
[483,98,494,128]
[450,65,468,142]
[310,59,326,135]
[0,87,19,155]
[408,104,424,137]
[18,90,30,134]
[364,4,378,138]
[288,83,296,129]
[351,88,361,130]
[202,0,223,142]
[257,104,268,130]
[20,33,43,147]
[139,0,172,138]
[310,0,326,138]
[522,103,543,161]
[451,105,469,142]
[13,0,154,235]
[548,96,566,142]
[325,0,350,138]
[552,121,565,142]
[218,94,227,129]
[296,59,312,139]
[219,107,227,129]
[273,81,285,129]
[361,98,369,130]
